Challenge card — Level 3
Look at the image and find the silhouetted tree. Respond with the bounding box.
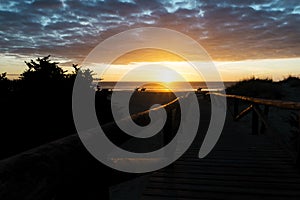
[0,72,10,95]
[0,55,100,159]
[21,55,66,82]
[66,64,95,88]
[0,72,7,81]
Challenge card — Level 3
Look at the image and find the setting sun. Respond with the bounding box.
[158,69,178,83]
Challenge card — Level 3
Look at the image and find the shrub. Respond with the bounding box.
[226,77,284,99]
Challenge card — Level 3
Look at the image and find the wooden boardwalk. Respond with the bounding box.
[1,94,300,199]
[141,101,300,200]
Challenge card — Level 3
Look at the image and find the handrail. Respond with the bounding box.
[210,92,300,168]
[210,92,300,110]
[128,97,180,120]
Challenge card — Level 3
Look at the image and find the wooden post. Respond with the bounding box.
[234,99,239,119]
[260,106,269,134]
[252,105,259,135]
[164,108,173,145]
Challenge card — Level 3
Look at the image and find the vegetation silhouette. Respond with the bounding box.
[226,77,284,99]
[226,76,300,99]
[0,72,10,95]
[21,55,66,81]
[227,76,300,152]
[0,55,112,159]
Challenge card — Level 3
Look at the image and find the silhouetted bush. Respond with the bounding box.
[226,77,284,99]
[0,72,10,95]
[280,75,300,87]
[0,56,98,159]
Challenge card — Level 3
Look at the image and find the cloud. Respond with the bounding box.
[0,0,299,65]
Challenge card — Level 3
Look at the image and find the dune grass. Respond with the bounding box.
[226,77,284,99]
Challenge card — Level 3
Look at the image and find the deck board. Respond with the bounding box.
[141,100,300,199]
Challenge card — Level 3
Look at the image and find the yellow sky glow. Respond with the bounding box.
[87,49,300,82]
[1,51,300,82]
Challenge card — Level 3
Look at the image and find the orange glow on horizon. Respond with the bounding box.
[105,48,197,83]
[112,48,188,64]
[2,52,300,82]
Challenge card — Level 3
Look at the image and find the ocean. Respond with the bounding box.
[96,81,236,92]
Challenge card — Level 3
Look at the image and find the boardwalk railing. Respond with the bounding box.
[210,92,300,168]
[0,95,182,200]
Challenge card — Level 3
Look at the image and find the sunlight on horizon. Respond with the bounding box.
[85,57,300,82]
[159,70,179,83]
[1,54,300,82]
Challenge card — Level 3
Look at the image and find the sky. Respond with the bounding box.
[0,0,300,81]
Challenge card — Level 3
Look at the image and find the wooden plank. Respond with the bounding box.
[149,176,300,191]
[153,172,300,184]
[157,168,300,179]
[143,187,300,200]
[159,165,299,176]
[177,158,293,165]
[173,160,297,171]
[181,153,293,160]
[146,181,300,196]
[142,195,210,200]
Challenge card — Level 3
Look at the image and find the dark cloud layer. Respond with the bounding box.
[0,0,299,63]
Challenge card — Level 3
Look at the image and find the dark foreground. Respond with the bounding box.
[1,93,300,200]
[141,100,300,200]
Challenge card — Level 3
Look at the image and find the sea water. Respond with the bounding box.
[96,81,235,92]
